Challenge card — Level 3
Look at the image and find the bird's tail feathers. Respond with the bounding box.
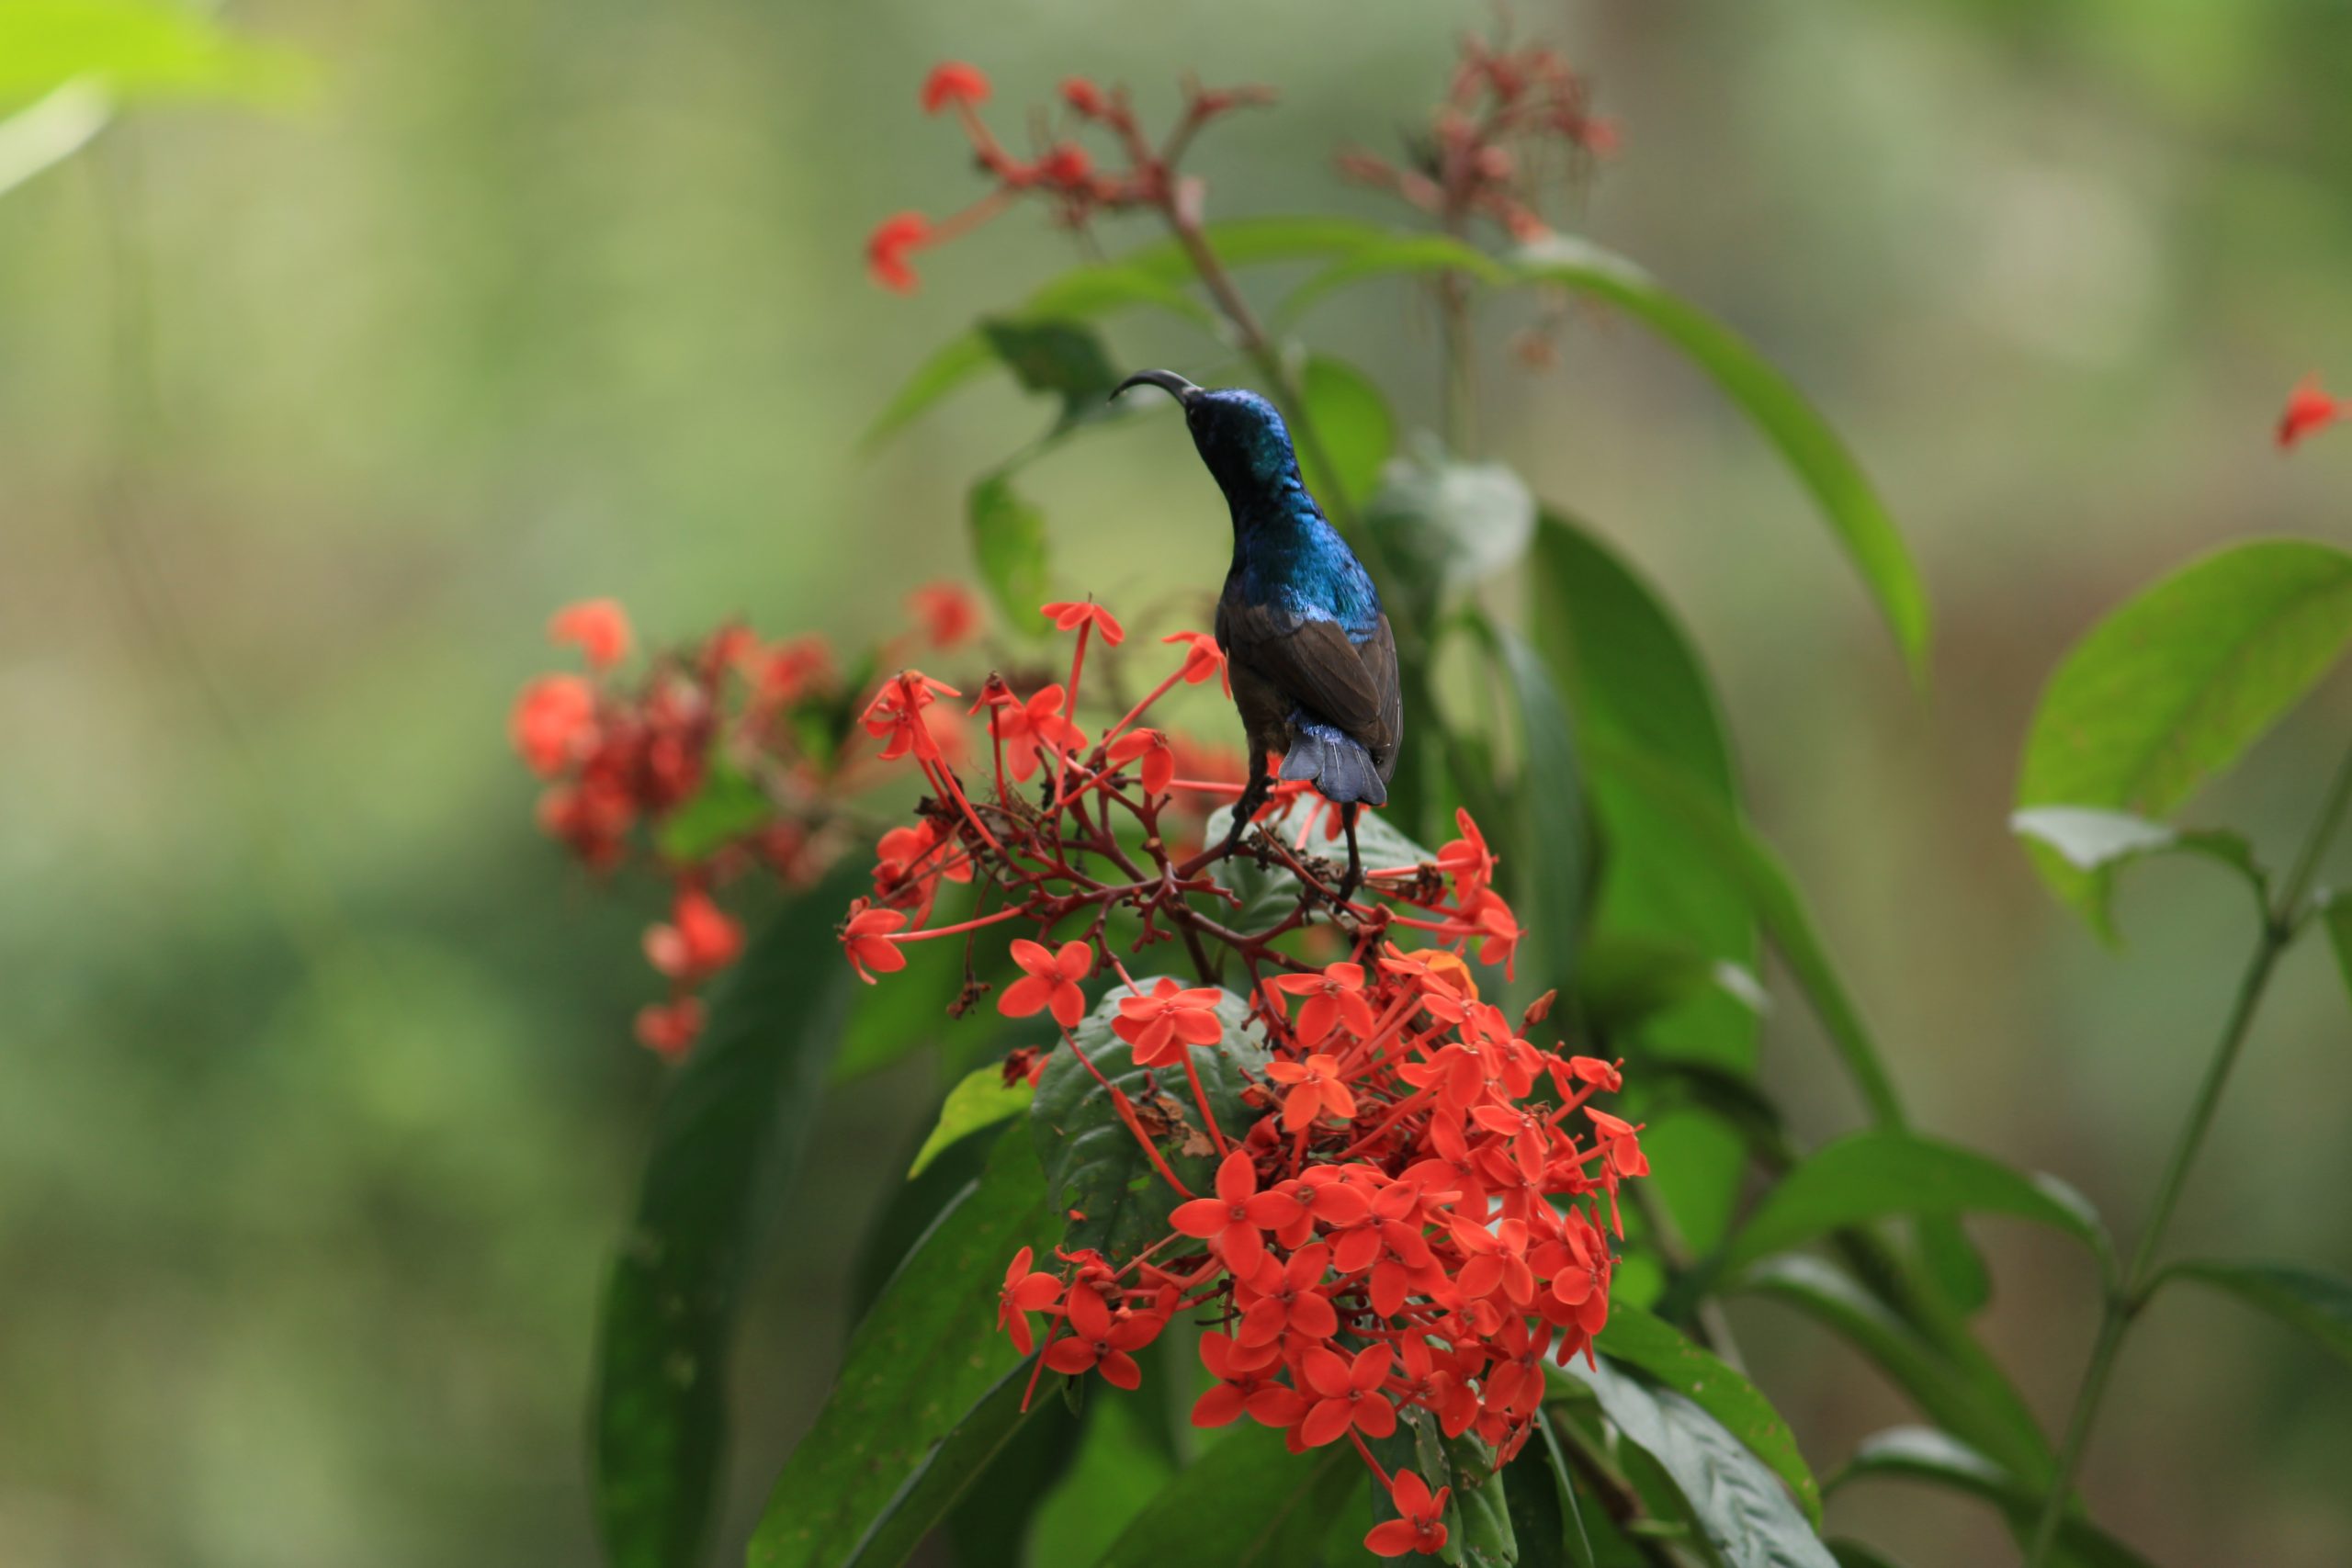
[1279,721,1387,807]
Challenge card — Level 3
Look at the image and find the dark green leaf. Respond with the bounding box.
[1594,1306,1821,1526]
[1023,1396,1179,1565]
[1204,802,1433,928]
[1090,1424,1361,1568]
[2326,895,2352,1013]
[1297,355,1396,511]
[593,865,863,1568]
[1830,1428,2155,1568]
[1276,230,1507,322]
[850,1122,993,1325]
[1510,238,1929,677]
[1465,612,1589,1002]
[1555,1357,1837,1568]
[1827,1540,1908,1568]
[1502,1409,1590,1568]
[2008,807,2266,925]
[969,470,1053,637]
[1722,1131,2109,1278]
[2157,1258,2352,1371]
[1574,935,1763,1035]
[651,754,772,862]
[747,1129,1059,1567]
[910,1065,1035,1179]
[2017,538,2352,936]
[1030,981,1265,1261]
[1367,439,1536,629]
[1736,1256,2051,1486]
[979,316,1122,431]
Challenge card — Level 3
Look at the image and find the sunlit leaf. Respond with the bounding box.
[1090,1423,1362,1567]
[1030,981,1264,1261]
[594,867,863,1568]
[969,470,1053,637]
[911,1066,1035,1179]
[747,1129,1058,1568]
[0,81,107,198]
[1830,1428,2155,1568]
[1510,238,1928,676]
[0,0,309,107]
[2156,1258,2352,1371]
[1722,1132,2109,1279]
[1554,1357,1837,1568]
[2007,806,2267,927]
[1594,1305,1822,1526]
[1296,355,1396,511]
[2017,539,2352,937]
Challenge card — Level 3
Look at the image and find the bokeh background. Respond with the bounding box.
[6,2,2351,1564]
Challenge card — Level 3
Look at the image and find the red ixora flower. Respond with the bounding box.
[920,61,990,115]
[841,901,909,983]
[1041,599,1125,645]
[1365,1468,1451,1558]
[1161,629,1229,693]
[907,581,980,648]
[633,998,704,1059]
[2278,374,2347,450]
[984,682,1086,782]
[1112,976,1227,1066]
[1266,961,1375,1048]
[1000,939,1094,1027]
[1265,1052,1360,1131]
[1105,728,1175,796]
[860,670,959,761]
[996,1247,1063,1356]
[865,212,930,293]
[548,598,632,671]
[511,674,597,776]
[643,886,744,981]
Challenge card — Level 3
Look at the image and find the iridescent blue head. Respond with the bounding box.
[1113,369,1305,507]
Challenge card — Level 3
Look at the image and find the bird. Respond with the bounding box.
[1112,369,1401,902]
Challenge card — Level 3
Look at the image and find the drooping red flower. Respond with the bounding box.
[1041,599,1126,645]
[1365,1468,1451,1558]
[2278,374,2346,450]
[1113,976,1227,1066]
[996,1247,1064,1356]
[1000,939,1093,1027]
[907,581,981,648]
[548,598,632,671]
[511,674,598,776]
[920,62,990,115]
[1161,629,1229,693]
[841,901,909,983]
[634,997,705,1059]
[1434,807,1496,899]
[865,212,931,293]
[873,818,971,916]
[860,670,959,761]
[1106,728,1175,796]
[986,682,1086,781]
[643,886,744,981]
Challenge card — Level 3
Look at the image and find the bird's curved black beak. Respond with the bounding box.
[1111,368,1201,407]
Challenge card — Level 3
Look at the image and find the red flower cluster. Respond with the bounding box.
[865,62,1274,293]
[2278,374,2347,450]
[843,597,1630,1558]
[511,582,987,1056]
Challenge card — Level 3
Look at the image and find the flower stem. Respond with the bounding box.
[2024,738,2352,1567]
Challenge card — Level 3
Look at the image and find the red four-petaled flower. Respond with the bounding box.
[1000,939,1094,1027]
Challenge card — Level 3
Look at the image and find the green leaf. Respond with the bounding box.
[1090,1424,1362,1568]
[1554,1356,1837,1568]
[1830,1428,2155,1568]
[1297,355,1396,511]
[969,470,1053,637]
[1736,1255,2051,1486]
[1501,1409,1591,1568]
[979,316,1123,432]
[2325,895,2352,1014]
[1510,238,1928,677]
[1594,1306,1821,1526]
[0,0,310,107]
[1030,981,1265,1261]
[593,866,864,1568]
[1827,1542,1908,1568]
[2008,807,2267,925]
[1575,935,1766,1035]
[1023,1396,1179,1566]
[1277,230,1507,322]
[1204,802,1434,928]
[2017,538,2352,935]
[911,1066,1035,1179]
[1120,213,1398,281]
[1722,1131,2109,1279]
[0,81,107,199]
[651,755,772,862]
[747,1128,1059,1568]
[2156,1259,2352,1371]
[1464,612,1589,1000]
[1367,438,1537,630]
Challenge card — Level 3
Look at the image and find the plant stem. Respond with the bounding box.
[2024,739,2352,1566]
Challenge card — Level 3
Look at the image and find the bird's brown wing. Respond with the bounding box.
[1216,600,1395,753]
[1364,614,1402,782]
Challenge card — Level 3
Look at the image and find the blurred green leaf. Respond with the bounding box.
[2326,895,2352,1013]
[1123,213,1396,280]
[1827,1541,1908,1568]
[1090,1423,1361,1568]
[2156,1259,2352,1371]
[1204,802,1432,926]
[911,1065,1034,1179]
[1276,230,1507,322]
[1737,1256,2051,1486]
[1554,1356,1837,1568]
[1508,238,1928,676]
[1296,355,1396,511]
[979,316,1122,432]
[747,1129,1058,1568]
[1722,1132,2109,1279]
[651,755,772,862]
[593,865,863,1568]
[1594,1305,1821,1526]
[969,470,1053,637]
[2008,807,2267,924]
[2017,539,2352,937]
[1830,1428,2154,1568]
[1023,1396,1179,1566]
[0,0,309,107]
[1368,439,1536,629]
[1031,981,1263,1261]
[0,80,107,198]
[1575,934,1765,1035]
[1464,612,1589,1001]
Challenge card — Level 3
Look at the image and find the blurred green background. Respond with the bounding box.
[5,2,2351,1564]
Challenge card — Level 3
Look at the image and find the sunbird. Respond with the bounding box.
[1112,370,1401,900]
